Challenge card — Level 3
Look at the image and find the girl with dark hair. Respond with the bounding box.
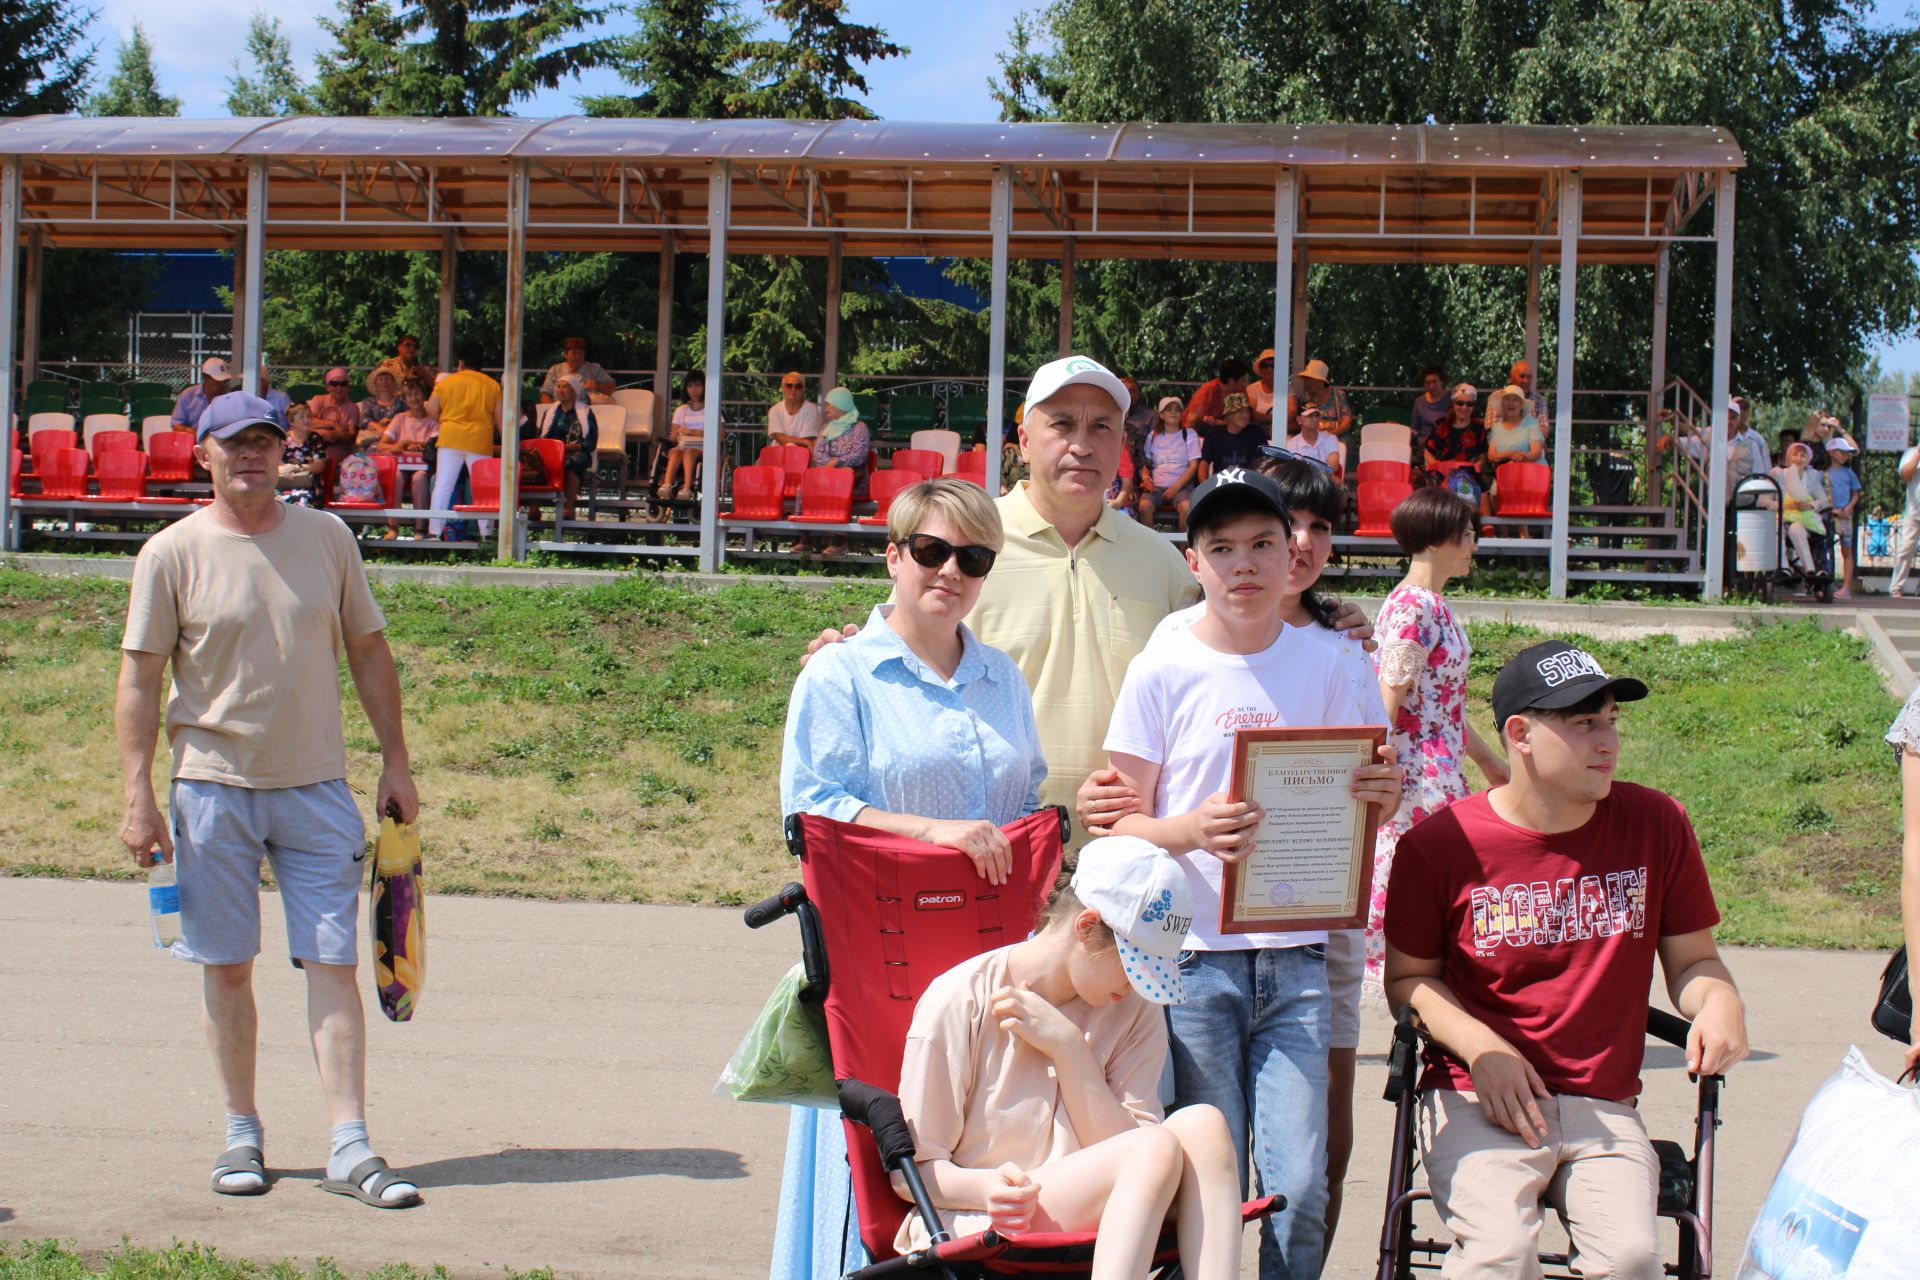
[660,370,708,501]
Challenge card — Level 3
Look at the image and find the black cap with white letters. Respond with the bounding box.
[1491,642,1649,734]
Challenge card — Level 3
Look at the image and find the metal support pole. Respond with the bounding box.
[1647,246,1670,494]
[230,233,248,379]
[437,230,457,376]
[0,157,19,551]
[1548,174,1580,599]
[1524,247,1542,374]
[1289,241,1309,374]
[697,163,731,573]
[654,231,675,437]
[1057,237,1074,357]
[239,158,267,397]
[21,228,42,382]
[1273,171,1297,388]
[985,166,1012,496]
[1703,172,1738,601]
[822,232,842,391]
[496,160,529,562]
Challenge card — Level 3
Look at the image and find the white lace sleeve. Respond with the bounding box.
[1376,638,1429,688]
[1886,685,1920,758]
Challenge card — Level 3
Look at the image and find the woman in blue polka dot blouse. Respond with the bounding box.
[769,478,1049,1279]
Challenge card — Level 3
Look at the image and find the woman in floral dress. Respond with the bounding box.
[1366,487,1509,999]
[277,403,326,509]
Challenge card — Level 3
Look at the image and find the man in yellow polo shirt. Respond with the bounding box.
[425,346,502,540]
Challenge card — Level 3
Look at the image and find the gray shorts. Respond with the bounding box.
[1326,928,1364,1050]
[170,778,366,966]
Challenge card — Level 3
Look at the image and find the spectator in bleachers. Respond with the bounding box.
[373,378,437,541]
[172,357,237,429]
[1183,357,1251,433]
[1108,375,1157,517]
[540,337,615,405]
[1483,385,1545,534]
[1248,349,1280,434]
[1282,404,1344,481]
[1137,395,1202,529]
[1409,365,1449,458]
[1200,392,1264,479]
[1423,383,1486,481]
[539,374,599,524]
[1826,434,1861,599]
[659,371,710,502]
[811,387,871,556]
[766,372,822,448]
[1287,359,1354,439]
[1775,427,1800,465]
[373,335,434,390]
[1508,360,1549,436]
[425,346,503,541]
[259,364,291,428]
[359,370,404,448]
[308,368,364,466]
[277,404,324,509]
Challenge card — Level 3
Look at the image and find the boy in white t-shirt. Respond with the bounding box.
[1104,467,1400,1280]
[1284,404,1344,483]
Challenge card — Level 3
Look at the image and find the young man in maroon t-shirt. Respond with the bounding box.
[1383,642,1748,1280]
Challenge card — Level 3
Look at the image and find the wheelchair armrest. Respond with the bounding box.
[839,1079,951,1247]
[1646,1006,1691,1050]
[1384,1005,1427,1103]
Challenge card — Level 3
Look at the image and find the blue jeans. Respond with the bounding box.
[1170,945,1331,1280]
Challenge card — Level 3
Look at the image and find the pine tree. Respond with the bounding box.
[0,0,99,116]
[581,0,752,119]
[227,12,316,116]
[734,0,905,119]
[313,0,407,116]
[85,22,179,116]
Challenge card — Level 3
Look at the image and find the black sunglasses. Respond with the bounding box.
[896,533,997,578]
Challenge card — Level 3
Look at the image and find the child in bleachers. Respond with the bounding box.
[659,371,709,502]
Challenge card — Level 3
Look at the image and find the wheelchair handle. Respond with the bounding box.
[744,881,808,929]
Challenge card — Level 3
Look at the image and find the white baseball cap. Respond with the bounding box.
[1022,354,1129,419]
[1070,837,1193,1005]
[1827,434,1857,453]
[201,357,237,381]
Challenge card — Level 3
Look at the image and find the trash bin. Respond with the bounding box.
[1734,475,1780,574]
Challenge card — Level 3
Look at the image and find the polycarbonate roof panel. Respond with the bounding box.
[523,117,836,160]
[228,115,547,158]
[1422,124,1744,169]
[801,120,1127,163]
[0,115,280,155]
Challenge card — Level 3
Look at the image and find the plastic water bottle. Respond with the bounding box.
[148,856,181,950]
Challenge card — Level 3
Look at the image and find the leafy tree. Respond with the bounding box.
[227,12,316,116]
[0,0,99,117]
[582,0,752,118]
[734,0,905,120]
[85,21,179,116]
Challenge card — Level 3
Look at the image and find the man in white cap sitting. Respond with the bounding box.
[809,355,1373,833]
[172,357,238,430]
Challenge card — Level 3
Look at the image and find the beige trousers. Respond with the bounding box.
[1417,1088,1663,1280]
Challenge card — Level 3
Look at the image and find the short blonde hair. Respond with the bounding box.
[887,476,1004,551]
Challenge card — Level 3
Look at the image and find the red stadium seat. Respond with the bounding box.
[788,467,856,524]
[86,449,148,501]
[28,428,78,471]
[1356,480,1412,538]
[1356,459,1410,487]
[1496,461,1552,517]
[757,444,811,498]
[888,447,944,480]
[37,447,91,499]
[331,453,401,509]
[147,432,196,482]
[7,449,23,499]
[719,465,785,521]
[953,451,988,487]
[519,438,565,497]
[89,430,140,463]
[452,458,503,513]
[857,468,924,526]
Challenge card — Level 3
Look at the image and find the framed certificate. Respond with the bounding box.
[1219,725,1387,935]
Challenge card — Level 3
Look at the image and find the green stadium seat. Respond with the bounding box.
[77,395,126,418]
[946,393,990,444]
[286,383,324,402]
[22,394,67,418]
[132,396,175,423]
[124,381,170,403]
[25,379,67,402]
[887,393,939,436]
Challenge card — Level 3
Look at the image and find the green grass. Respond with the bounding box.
[0,1240,544,1280]
[0,568,1902,946]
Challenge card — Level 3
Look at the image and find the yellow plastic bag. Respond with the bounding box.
[368,815,426,1022]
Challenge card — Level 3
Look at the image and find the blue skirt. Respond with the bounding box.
[769,1104,871,1279]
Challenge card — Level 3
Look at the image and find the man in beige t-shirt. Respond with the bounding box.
[116,391,423,1210]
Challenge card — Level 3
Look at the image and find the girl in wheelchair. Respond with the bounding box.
[1775,441,1833,588]
[894,838,1246,1280]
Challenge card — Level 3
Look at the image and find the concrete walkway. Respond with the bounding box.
[3,878,1913,1278]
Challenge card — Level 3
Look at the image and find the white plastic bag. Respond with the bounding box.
[1736,1047,1920,1279]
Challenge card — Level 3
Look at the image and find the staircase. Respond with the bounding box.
[1564,503,1699,584]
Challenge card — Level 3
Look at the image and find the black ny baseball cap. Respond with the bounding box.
[1491,642,1649,734]
[1186,466,1291,534]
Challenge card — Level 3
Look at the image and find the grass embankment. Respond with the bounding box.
[0,1240,544,1280]
[0,568,1903,946]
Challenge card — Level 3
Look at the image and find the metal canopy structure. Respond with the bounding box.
[0,117,1746,595]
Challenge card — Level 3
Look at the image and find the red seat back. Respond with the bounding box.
[722,464,785,519]
[791,808,1067,1263]
[467,457,503,508]
[39,447,91,498]
[889,448,945,479]
[1496,461,1552,516]
[90,430,139,461]
[757,444,811,496]
[29,428,79,467]
[794,467,855,521]
[953,451,988,486]
[522,438,565,494]
[148,431,196,481]
[7,448,23,499]
[867,469,923,524]
[1356,459,1410,487]
[94,449,148,499]
[1356,480,1412,536]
